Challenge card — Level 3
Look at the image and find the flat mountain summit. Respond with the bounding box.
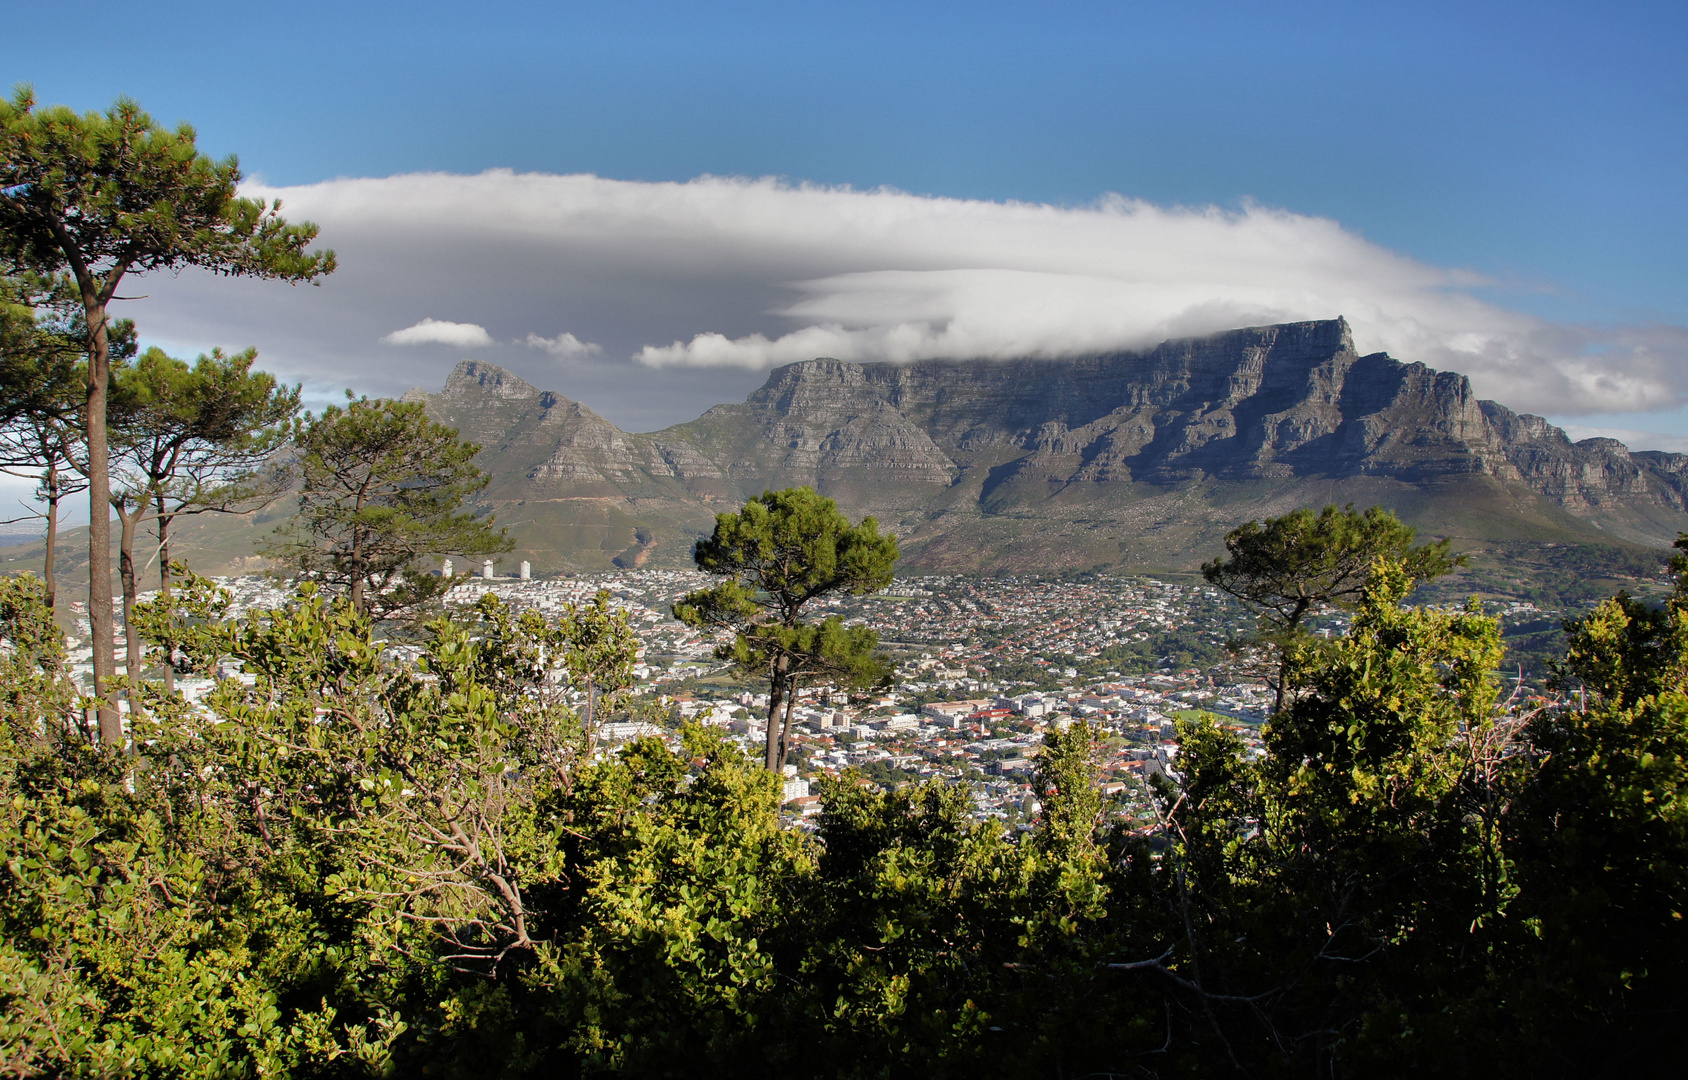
[413,318,1688,575]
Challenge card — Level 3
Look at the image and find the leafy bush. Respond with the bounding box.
[2,560,1686,1076]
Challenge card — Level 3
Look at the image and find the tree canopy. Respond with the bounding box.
[0,88,334,737]
[1202,503,1462,710]
[261,395,510,618]
[0,533,1685,1074]
[0,273,91,429]
[0,89,335,285]
[107,345,299,680]
[1202,503,1460,633]
[674,486,898,770]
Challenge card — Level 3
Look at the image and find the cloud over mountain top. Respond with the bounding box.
[133,170,1688,428]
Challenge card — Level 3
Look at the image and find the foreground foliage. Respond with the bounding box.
[1,554,1685,1075]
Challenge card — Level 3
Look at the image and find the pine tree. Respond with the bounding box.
[1202,503,1461,711]
[0,272,129,609]
[674,487,897,770]
[262,395,509,619]
[107,345,299,684]
[0,89,333,739]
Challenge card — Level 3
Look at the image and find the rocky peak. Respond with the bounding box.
[417,319,1688,572]
[749,357,875,413]
[442,360,541,400]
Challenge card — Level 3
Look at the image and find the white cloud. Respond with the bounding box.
[128,171,1688,430]
[382,318,496,348]
[524,331,603,359]
[638,268,1301,367]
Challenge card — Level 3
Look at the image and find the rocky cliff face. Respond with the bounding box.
[665,319,1688,514]
[421,320,1688,573]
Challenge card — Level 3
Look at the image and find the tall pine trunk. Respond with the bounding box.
[349,526,366,614]
[82,295,120,744]
[116,497,143,682]
[156,498,175,693]
[776,689,800,772]
[41,462,59,611]
[764,654,790,772]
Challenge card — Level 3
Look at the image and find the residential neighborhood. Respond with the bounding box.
[60,565,1565,834]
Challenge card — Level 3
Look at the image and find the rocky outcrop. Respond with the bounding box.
[419,321,1688,573]
[443,360,544,400]
[1477,402,1667,510]
[685,360,959,486]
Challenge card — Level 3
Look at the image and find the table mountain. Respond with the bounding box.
[411,318,1688,574]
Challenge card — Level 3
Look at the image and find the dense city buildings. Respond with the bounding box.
[72,567,1562,831]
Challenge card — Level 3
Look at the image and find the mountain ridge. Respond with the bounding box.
[406,318,1688,573]
[10,319,1675,594]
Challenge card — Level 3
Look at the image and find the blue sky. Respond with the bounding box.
[4,1,1686,446]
